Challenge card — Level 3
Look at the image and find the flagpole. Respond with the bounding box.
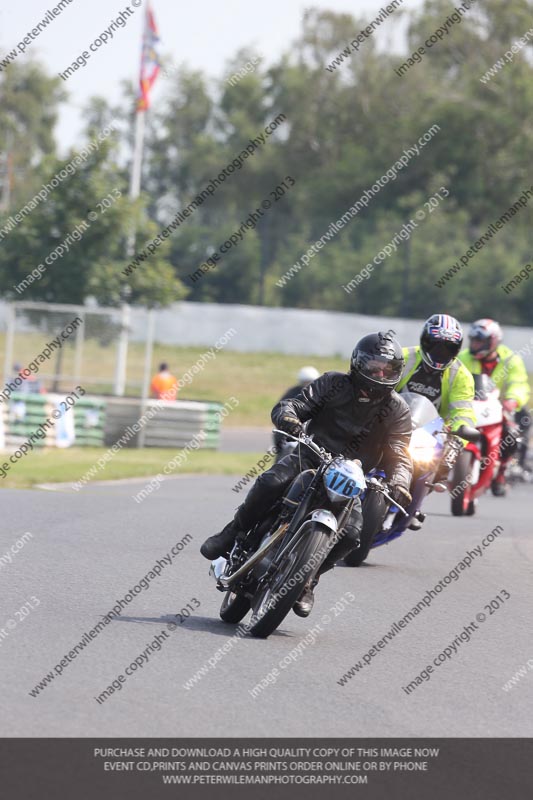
[127,1,150,245]
[127,2,161,438]
[115,3,151,398]
[128,110,146,205]
[124,106,146,256]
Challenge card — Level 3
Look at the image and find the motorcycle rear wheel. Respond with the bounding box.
[451,450,474,517]
[247,522,331,639]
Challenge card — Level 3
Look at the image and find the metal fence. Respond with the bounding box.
[1,301,133,397]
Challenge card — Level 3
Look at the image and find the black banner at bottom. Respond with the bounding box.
[2,738,531,799]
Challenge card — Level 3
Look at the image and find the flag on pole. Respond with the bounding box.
[137,3,161,112]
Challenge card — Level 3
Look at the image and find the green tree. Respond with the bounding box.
[0,60,65,207]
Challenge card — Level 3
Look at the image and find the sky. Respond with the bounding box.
[1,0,423,153]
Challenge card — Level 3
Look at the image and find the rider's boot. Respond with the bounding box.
[292,556,337,617]
[293,577,319,618]
[491,468,507,497]
[200,515,244,560]
[408,512,426,530]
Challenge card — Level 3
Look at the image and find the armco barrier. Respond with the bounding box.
[72,396,106,446]
[103,398,222,449]
[1,394,223,450]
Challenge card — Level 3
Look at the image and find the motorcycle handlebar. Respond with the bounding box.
[366,476,409,516]
[274,432,409,516]
[272,429,333,461]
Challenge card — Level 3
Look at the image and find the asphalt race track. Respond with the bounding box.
[1,475,532,737]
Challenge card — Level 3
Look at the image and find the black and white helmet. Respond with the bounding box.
[420,314,463,371]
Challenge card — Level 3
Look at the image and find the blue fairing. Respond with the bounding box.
[362,401,445,548]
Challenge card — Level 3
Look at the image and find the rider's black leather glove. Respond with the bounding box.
[280,413,303,437]
[390,484,412,508]
[455,424,482,444]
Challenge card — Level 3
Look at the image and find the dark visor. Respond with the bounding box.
[426,341,460,362]
[357,354,402,384]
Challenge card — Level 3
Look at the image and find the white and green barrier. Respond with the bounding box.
[2,392,106,449]
[103,398,223,449]
[1,394,223,450]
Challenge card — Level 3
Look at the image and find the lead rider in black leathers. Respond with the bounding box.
[201,331,413,616]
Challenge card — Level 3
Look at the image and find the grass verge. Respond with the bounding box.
[0,447,266,489]
[0,330,346,426]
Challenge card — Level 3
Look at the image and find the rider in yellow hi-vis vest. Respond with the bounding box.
[459,318,531,495]
[396,314,476,433]
[396,315,476,529]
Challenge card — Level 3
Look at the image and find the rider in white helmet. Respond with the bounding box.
[297,366,320,385]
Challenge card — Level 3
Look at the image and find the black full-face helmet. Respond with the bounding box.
[350,330,404,403]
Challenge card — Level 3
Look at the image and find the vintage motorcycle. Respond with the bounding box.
[210,431,366,638]
[449,374,505,515]
[344,392,469,567]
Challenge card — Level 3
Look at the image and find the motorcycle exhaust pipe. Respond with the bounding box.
[219,523,289,588]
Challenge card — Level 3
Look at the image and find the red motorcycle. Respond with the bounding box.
[450,374,503,516]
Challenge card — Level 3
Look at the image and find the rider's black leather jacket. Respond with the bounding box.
[272,371,413,490]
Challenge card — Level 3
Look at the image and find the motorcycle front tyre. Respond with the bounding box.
[451,450,475,517]
[247,521,331,639]
[219,590,251,623]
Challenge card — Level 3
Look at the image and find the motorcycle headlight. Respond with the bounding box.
[408,428,437,464]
